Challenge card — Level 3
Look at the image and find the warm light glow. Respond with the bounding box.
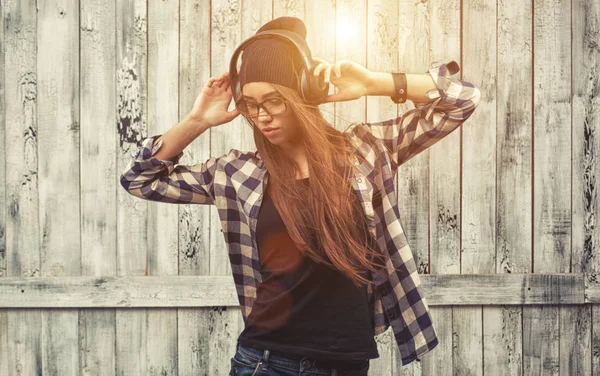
[336,16,358,46]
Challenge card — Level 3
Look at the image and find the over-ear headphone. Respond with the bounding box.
[229,29,330,105]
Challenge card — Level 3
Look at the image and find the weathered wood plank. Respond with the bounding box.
[395,2,433,372]
[427,0,461,374]
[365,0,398,374]
[0,1,8,374]
[572,1,600,374]
[38,0,81,375]
[529,0,572,375]
[146,1,181,374]
[462,0,497,374]
[0,274,591,307]
[4,0,44,374]
[495,0,534,375]
[115,0,150,374]
[209,2,244,373]
[178,0,213,374]
[80,0,117,374]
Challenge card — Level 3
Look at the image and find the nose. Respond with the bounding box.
[256,107,272,122]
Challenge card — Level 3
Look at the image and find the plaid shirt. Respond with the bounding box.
[120,60,480,365]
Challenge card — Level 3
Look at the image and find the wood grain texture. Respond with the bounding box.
[529,0,572,375]
[0,0,598,375]
[366,1,398,374]
[80,0,117,374]
[0,273,593,307]
[426,0,461,375]
[37,0,81,375]
[115,0,150,374]
[571,0,600,375]
[209,1,244,373]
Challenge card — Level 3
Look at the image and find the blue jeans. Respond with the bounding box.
[229,342,370,376]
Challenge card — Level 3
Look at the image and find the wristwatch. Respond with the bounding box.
[390,72,407,104]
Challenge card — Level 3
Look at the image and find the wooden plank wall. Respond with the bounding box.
[1,0,599,375]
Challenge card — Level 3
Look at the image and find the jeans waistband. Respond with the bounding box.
[236,342,369,372]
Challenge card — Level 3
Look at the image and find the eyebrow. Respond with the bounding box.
[241,91,281,101]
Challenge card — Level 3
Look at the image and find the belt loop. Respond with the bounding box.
[331,367,337,376]
[261,349,270,369]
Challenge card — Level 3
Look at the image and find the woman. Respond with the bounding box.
[120,16,480,376]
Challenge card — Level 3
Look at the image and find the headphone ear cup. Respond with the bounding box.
[300,67,329,105]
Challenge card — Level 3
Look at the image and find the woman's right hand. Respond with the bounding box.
[188,71,240,128]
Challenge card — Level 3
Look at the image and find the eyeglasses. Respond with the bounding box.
[236,97,288,119]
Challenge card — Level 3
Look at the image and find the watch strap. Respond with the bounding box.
[390,72,407,104]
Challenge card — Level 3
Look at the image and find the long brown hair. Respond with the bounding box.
[241,83,388,288]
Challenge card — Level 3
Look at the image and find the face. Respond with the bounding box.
[240,82,302,149]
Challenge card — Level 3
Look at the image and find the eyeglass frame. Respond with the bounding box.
[235,97,289,119]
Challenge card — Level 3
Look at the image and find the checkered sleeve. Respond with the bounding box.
[120,134,219,205]
[362,60,481,168]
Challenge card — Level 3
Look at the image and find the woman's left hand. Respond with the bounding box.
[312,57,374,103]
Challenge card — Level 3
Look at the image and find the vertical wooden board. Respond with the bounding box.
[428,0,460,275]
[116,308,147,376]
[531,0,571,375]
[452,307,482,374]
[0,2,7,374]
[573,2,600,371]
[569,1,599,375]
[209,1,243,373]
[178,0,212,374]
[495,0,532,374]
[559,306,592,376]
[395,0,435,372]
[210,0,242,277]
[523,306,560,375]
[4,1,40,277]
[421,306,451,376]
[272,0,305,19]
[461,0,495,375]
[178,307,211,376]
[594,305,600,375]
[533,0,571,273]
[365,0,397,374]
[572,0,600,275]
[115,0,149,374]
[8,310,42,376]
[305,0,336,126]
[0,0,6,281]
[78,310,116,376]
[461,0,496,274]
[0,310,6,376]
[38,0,81,374]
[334,0,366,131]
[79,0,117,374]
[483,307,523,375]
[147,1,180,374]
[426,1,461,374]
[4,0,43,374]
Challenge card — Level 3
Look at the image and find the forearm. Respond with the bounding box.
[366,71,437,103]
[151,115,211,160]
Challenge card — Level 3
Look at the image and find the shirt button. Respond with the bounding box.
[357,178,362,183]
[302,359,312,369]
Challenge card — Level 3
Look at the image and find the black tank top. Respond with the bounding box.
[237,177,379,362]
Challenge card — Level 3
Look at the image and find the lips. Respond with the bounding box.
[262,127,279,133]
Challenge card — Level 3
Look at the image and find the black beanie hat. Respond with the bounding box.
[238,17,307,92]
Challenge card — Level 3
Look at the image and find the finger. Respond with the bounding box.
[324,66,331,83]
[313,63,325,77]
[335,62,341,77]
